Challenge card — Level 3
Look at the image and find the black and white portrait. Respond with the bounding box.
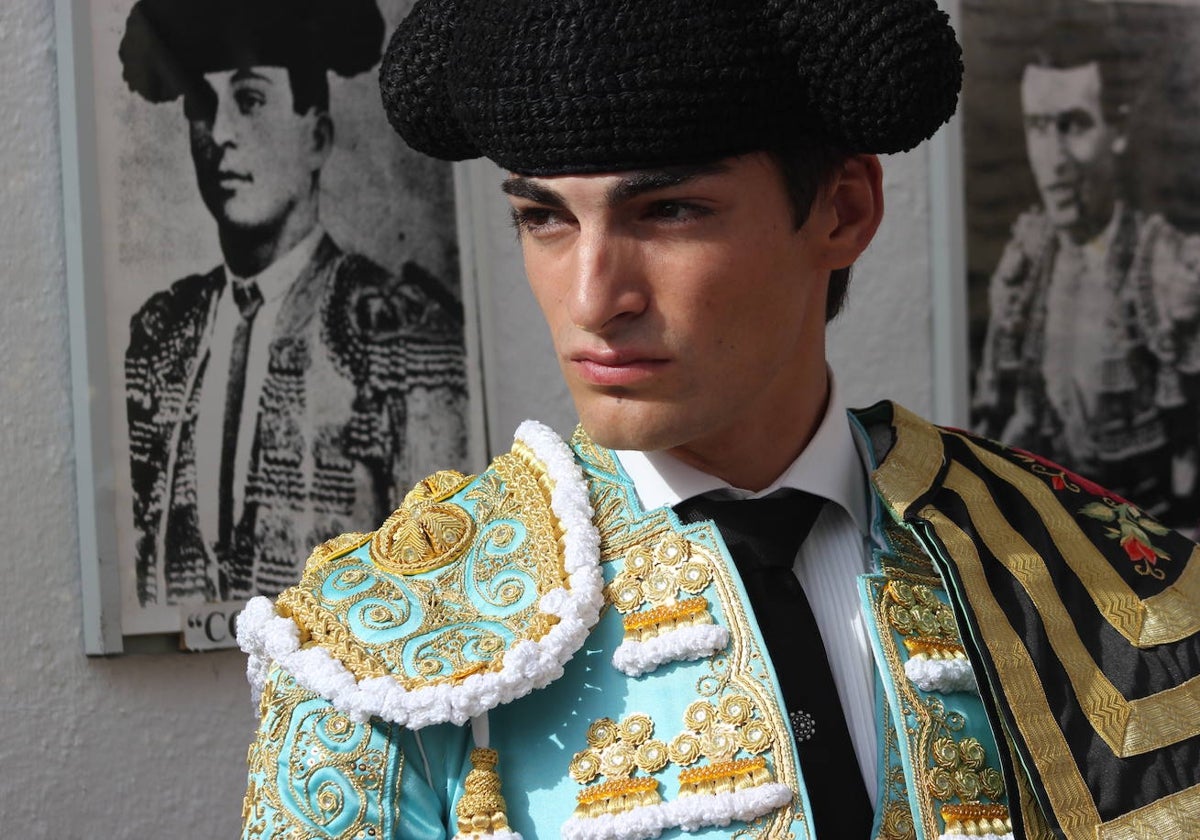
[965,0,1200,532]
[92,0,472,631]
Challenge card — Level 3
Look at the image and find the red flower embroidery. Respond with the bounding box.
[1121,535,1158,565]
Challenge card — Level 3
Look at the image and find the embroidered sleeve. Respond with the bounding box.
[242,664,433,839]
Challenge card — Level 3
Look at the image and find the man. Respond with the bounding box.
[239,1,1200,838]
[120,0,467,606]
[972,26,1200,528]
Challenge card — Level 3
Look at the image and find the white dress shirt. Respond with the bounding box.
[613,377,879,801]
[195,227,325,556]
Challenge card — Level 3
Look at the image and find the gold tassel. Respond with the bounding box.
[455,748,512,838]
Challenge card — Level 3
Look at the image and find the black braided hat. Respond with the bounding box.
[120,0,385,103]
[380,0,962,174]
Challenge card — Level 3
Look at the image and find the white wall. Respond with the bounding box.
[0,0,937,834]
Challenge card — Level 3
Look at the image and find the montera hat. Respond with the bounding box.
[120,0,385,104]
[379,0,963,175]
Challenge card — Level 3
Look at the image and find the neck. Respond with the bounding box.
[219,200,318,278]
[667,365,831,493]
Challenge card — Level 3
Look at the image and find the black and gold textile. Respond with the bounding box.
[866,402,1200,840]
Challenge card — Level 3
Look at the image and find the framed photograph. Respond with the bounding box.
[962,0,1200,534]
[57,0,485,653]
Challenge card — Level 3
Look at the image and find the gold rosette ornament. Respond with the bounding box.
[371,470,477,575]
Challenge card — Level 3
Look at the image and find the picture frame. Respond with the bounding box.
[56,0,487,654]
[960,0,1200,533]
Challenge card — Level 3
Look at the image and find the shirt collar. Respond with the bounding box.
[225,225,325,304]
[613,374,871,535]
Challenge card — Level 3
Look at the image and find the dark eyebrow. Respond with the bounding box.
[500,161,732,208]
[605,162,731,204]
[501,178,566,207]
[230,68,274,84]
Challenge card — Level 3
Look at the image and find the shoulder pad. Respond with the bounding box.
[238,420,603,727]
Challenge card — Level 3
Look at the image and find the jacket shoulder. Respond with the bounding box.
[237,421,603,727]
[128,267,223,344]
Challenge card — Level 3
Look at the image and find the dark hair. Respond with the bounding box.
[287,65,330,115]
[1026,16,1139,127]
[772,141,853,322]
[182,65,330,122]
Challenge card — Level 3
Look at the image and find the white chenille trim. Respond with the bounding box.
[611,625,730,677]
[904,655,978,694]
[238,421,604,726]
[452,830,522,840]
[560,784,793,840]
[940,834,1012,840]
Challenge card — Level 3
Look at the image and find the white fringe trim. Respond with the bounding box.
[611,624,730,677]
[238,421,604,727]
[560,784,792,840]
[452,830,523,840]
[940,834,1012,840]
[904,656,978,694]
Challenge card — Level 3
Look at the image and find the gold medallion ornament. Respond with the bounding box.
[371,470,477,575]
[886,580,966,661]
[570,715,669,817]
[668,696,776,796]
[609,534,717,642]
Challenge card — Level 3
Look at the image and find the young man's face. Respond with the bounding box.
[186,66,327,233]
[505,153,836,461]
[1021,62,1124,242]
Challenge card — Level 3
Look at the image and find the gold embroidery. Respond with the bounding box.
[940,803,1012,837]
[959,435,1200,647]
[455,748,513,838]
[608,534,719,643]
[371,470,477,576]
[277,445,564,687]
[1098,781,1200,840]
[242,668,400,838]
[871,404,946,521]
[885,580,967,662]
[878,695,918,840]
[678,756,773,795]
[867,573,1011,839]
[305,532,372,571]
[570,715,667,817]
[574,429,801,839]
[922,511,1101,839]
[942,462,1200,756]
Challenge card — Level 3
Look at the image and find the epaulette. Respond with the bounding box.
[237,420,603,728]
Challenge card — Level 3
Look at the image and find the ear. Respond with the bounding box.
[307,111,335,171]
[817,154,884,271]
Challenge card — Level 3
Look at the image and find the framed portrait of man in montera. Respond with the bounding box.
[963,0,1200,536]
[58,0,481,650]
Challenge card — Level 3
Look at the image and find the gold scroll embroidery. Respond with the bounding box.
[276,442,563,687]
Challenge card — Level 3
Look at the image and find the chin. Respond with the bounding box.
[574,398,694,454]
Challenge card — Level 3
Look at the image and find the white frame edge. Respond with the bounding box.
[55,0,124,654]
[929,0,969,428]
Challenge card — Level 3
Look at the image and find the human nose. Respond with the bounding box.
[210,96,237,148]
[567,227,648,333]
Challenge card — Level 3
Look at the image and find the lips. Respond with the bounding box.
[570,348,669,387]
[217,170,252,185]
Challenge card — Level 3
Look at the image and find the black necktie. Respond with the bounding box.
[674,491,874,838]
[218,278,263,594]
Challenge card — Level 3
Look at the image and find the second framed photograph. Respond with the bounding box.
[962,0,1200,535]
